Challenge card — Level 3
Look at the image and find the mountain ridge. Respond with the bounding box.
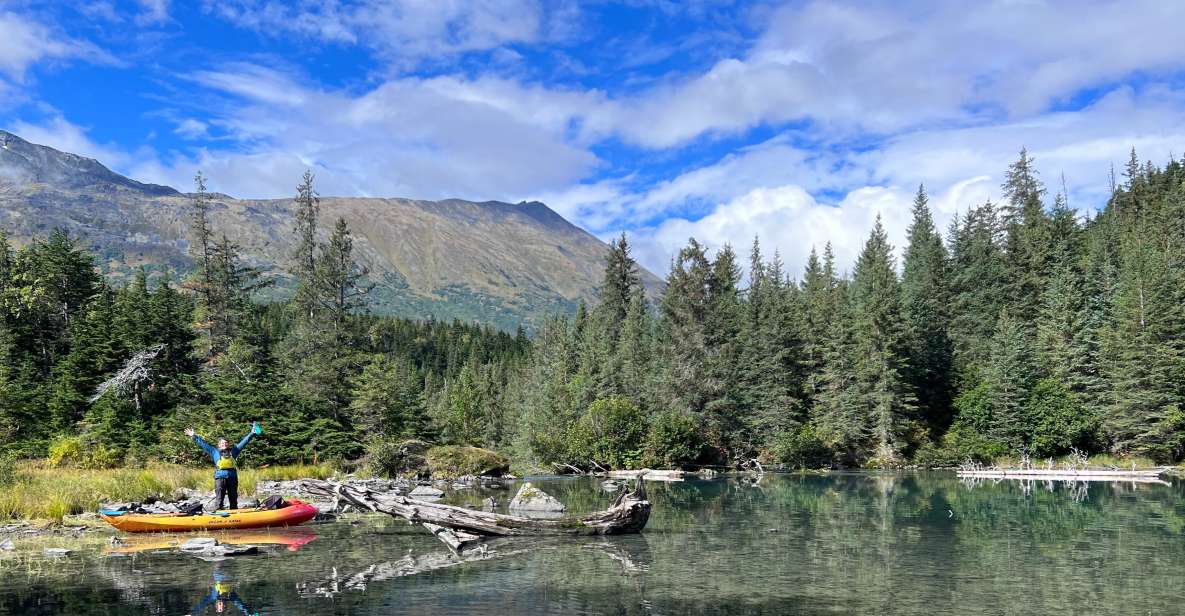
[0,130,661,331]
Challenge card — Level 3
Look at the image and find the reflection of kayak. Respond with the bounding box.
[100,500,319,533]
[105,528,318,554]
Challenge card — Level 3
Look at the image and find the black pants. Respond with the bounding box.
[214,474,239,510]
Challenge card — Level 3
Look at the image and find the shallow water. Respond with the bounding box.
[3,473,1185,615]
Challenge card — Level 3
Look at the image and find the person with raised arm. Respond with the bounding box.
[184,423,261,510]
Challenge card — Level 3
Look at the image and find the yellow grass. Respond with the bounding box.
[0,461,337,522]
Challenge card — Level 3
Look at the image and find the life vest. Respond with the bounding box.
[217,453,237,470]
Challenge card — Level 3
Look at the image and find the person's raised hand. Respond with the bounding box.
[184,427,195,437]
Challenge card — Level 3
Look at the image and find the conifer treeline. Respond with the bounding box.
[2,150,1183,470]
[508,149,1185,468]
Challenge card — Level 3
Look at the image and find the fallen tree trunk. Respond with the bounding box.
[603,469,685,481]
[294,479,650,549]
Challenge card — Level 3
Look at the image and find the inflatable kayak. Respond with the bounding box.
[100,500,318,533]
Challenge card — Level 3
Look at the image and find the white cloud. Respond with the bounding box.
[0,11,109,81]
[135,0,170,25]
[173,118,208,139]
[584,0,1185,149]
[132,64,602,201]
[628,185,902,280]
[204,0,546,63]
[9,115,136,169]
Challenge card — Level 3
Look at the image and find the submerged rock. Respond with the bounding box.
[181,537,219,551]
[409,486,445,499]
[601,480,623,492]
[179,537,260,558]
[509,482,566,513]
[0,538,14,551]
[43,548,71,557]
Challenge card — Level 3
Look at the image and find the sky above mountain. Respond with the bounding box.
[2,1,1185,277]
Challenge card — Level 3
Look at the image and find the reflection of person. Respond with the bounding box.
[184,423,261,510]
[189,572,256,615]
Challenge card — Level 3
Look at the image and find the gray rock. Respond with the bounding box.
[0,538,14,551]
[409,486,445,498]
[43,548,71,557]
[481,497,497,512]
[508,482,566,513]
[180,537,219,551]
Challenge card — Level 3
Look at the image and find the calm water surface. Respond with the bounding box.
[3,473,1184,615]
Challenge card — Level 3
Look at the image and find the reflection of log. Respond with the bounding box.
[297,536,651,597]
[294,479,650,549]
[957,468,1171,483]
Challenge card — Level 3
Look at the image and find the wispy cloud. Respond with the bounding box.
[0,11,115,81]
[202,0,549,64]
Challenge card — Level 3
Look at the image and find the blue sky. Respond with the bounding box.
[3,1,1185,276]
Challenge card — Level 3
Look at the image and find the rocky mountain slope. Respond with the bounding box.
[0,130,661,331]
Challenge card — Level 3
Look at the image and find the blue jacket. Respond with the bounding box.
[193,431,255,478]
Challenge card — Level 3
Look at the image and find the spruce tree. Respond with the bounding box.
[291,170,321,322]
[900,185,953,434]
[982,310,1036,450]
[1001,149,1053,324]
[849,216,915,462]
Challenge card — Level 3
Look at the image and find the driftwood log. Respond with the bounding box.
[294,478,651,550]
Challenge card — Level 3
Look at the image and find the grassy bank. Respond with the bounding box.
[0,462,337,523]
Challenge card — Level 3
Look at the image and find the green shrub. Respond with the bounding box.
[0,453,16,487]
[426,445,510,478]
[47,435,124,469]
[86,445,123,469]
[366,439,430,478]
[566,397,646,469]
[1027,379,1097,457]
[913,423,1010,467]
[642,411,703,469]
[769,425,832,469]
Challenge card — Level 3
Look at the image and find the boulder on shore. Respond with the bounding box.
[508,482,566,513]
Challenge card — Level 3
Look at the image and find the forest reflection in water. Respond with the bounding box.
[3,472,1184,615]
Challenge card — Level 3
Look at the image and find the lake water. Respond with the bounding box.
[3,472,1184,615]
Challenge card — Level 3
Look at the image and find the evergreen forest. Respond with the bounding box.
[2,150,1183,471]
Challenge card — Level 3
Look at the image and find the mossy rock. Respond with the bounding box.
[425,446,510,478]
[365,439,431,478]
